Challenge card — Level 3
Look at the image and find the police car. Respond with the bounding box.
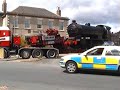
[60,46,120,73]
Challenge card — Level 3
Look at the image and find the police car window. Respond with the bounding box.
[106,49,120,56]
[87,48,104,55]
[111,49,120,56]
[106,51,112,55]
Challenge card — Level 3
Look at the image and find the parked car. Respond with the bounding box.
[60,46,120,73]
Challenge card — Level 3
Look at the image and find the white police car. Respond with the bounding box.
[60,46,120,73]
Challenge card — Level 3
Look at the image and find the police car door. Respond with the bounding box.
[84,48,105,70]
[105,48,120,70]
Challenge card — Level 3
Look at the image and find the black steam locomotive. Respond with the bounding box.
[67,20,111,49]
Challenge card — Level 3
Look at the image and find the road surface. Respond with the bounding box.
[0,59,120,90]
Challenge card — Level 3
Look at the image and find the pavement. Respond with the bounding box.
[1,54,66,61]
[0,85,8,90]
[0,60,120,90]
[1,53,120,90]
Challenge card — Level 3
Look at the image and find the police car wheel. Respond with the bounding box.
[66,61,78,73]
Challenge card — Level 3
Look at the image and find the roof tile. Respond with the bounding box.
[11,6,69,20]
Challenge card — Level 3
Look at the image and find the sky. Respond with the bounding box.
[0,0,120,33]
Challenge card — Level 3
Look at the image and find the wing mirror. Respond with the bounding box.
[84,54,87,57]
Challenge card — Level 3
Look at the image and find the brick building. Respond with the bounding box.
[1,6,69,36]
[111,32,120,45]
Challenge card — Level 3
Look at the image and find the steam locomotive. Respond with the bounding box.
[67,20,111,50]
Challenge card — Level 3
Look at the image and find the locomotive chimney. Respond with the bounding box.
[2,0,7,18]
[56,7,61,16]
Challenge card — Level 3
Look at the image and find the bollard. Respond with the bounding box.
[0,48,4,59]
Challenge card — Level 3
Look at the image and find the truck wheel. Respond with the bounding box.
[65,61,78,73]
[45,49,58,58]
[4,49,10,58]
[32,49,43,58]
[20,50,31,59]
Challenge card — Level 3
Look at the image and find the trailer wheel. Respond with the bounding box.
[20,50,31,59]
[32,49,43,58]
[4,49,10,58]
[45,49,58,58]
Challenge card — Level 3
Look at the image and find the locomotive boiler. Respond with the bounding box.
[67,20,111,50]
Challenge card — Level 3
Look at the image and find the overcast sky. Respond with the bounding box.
[0,0,120,32]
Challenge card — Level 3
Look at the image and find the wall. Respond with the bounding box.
[8,15,69,37]
[0,18,2,26]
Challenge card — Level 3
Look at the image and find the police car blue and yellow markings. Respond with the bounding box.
[70,56,119,70]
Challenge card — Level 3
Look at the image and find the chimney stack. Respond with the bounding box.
[57,7,61,16]
[2,0,7,18]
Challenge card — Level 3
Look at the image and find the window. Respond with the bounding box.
[48,20,53,28]
[13,17,18,28]
[33,31,39,33]
[87,48,104,55]
[106,49,120,56]
[28,30,31,33]
[24,18,30,29]
[37,19,43,29]
[59,22,64,30]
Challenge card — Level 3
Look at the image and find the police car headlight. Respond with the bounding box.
[60,58,64,61]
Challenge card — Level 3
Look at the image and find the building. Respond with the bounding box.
[111,31,120,45]
[1,6,69,36]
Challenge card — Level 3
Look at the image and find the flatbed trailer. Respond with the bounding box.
[4,47,59,59]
